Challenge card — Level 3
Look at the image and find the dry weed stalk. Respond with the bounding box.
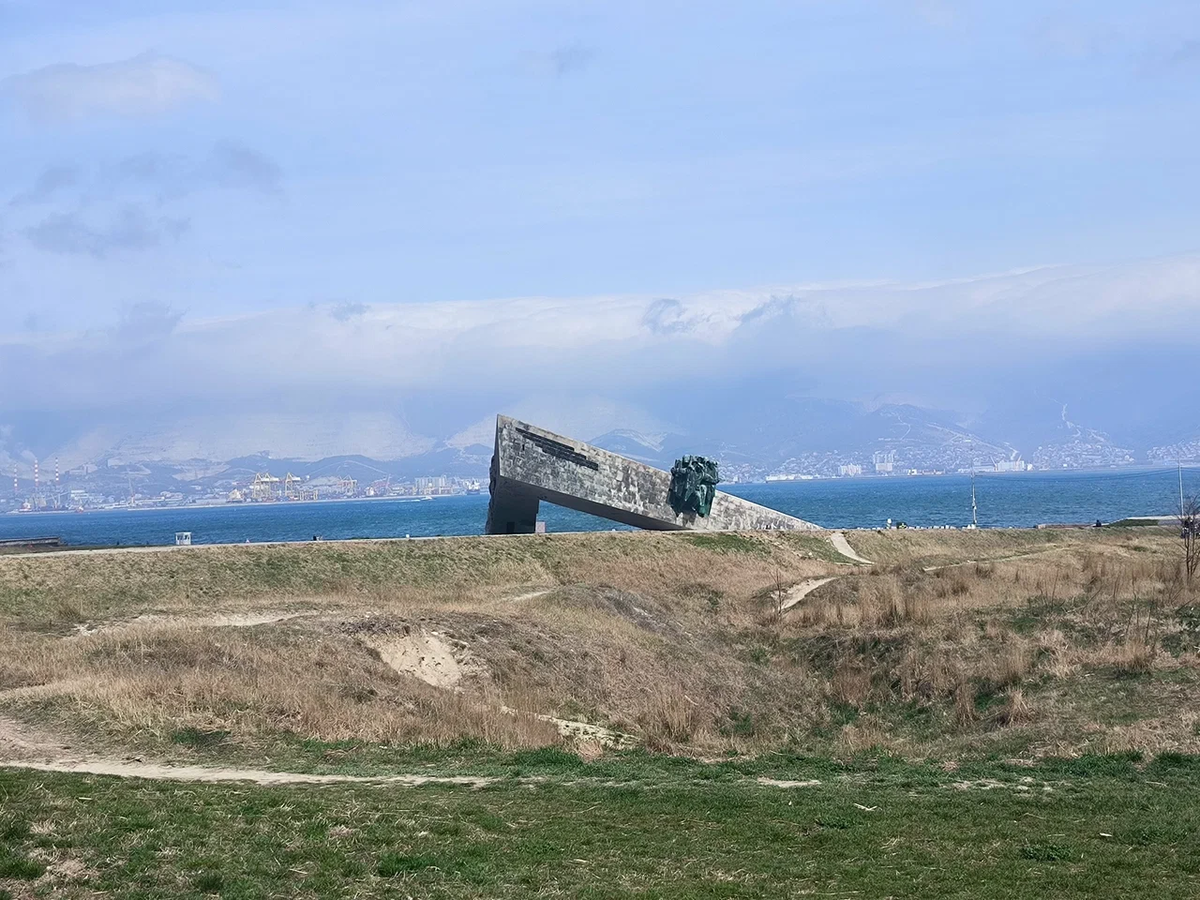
[994,688,1033,726]
[953,679,977,725]
[831,663,872,708]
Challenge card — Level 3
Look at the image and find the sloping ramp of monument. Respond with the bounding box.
[486,416,820,534]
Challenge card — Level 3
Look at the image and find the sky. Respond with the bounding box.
[3,1,1200,459]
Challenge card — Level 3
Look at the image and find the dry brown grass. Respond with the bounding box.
[0,577,812,755]
[837,719,889,754]
[953,680,977,725]
[991,641,1034,687]
[0,530,834,626]
[844,526,1119,568]
[1094,638,1155,675]
[0,621,561,749]
[2,527,1200,762]
[993,688,1034,726]
[830,662,872,707]
[638,684,705,749]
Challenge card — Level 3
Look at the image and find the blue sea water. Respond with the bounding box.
[2,468,1195,548]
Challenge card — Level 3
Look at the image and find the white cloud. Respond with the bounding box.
[2,252,1199,416]
[3,52,219,122]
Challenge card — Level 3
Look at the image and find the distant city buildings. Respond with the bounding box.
[993,459,1029,473]
[754,446,1034,482]
[6,461,486,513]
[1,423,1156,517]
[1149,440,1200,465]
[414,475,450,494]
[1032,439,1134,470]
[224,472,476,503]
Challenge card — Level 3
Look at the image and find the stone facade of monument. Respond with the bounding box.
[485,415,821,534]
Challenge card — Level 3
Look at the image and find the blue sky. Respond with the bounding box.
[2,1,1200,455]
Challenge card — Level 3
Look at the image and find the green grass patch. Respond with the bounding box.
[171,727,230,750]
[0,851,44,880]
[4,757,1200,898]
[775,532,847,562]
[377,852,439,877]
[1020,841,1074,861]
[191,871,224,893]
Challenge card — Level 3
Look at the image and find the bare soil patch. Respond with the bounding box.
[352,622,470,689]
[0,758,495,787]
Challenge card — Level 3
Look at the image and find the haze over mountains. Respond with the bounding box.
[0,356,1195,487]
[6,250,1200,483]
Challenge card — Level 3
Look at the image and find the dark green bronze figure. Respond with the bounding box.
[668,456,720,517]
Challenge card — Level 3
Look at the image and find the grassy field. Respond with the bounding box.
[4,754,1200,899]
[3,526,1200,896]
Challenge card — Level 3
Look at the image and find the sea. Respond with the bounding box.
[2,467,1196,549]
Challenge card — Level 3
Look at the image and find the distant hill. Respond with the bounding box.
[597,399,1021,476]
[590,430,680,469]
[0,392,1169,489]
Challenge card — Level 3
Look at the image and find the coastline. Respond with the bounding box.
[4,492,470,516]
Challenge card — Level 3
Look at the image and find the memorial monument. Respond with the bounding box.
[485,415,820,534]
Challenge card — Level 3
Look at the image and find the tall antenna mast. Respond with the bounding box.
[1180,461,1186,519]
[967,438,978,529]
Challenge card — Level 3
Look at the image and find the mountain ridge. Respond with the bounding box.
[0,397,1185,487]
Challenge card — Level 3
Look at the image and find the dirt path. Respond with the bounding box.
[73,610,309,637]
[922,546,1071,572]
[830,532,873,565]
[0,704,599,787]
[0,711,495,786]
[506,588,553,603]
[757,777,822,788]
[0,758,495,787]
[0,713,1041,793]
[0,700,616,788]
[781,577,838,612]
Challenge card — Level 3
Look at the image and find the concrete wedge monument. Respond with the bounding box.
[485,415,821,534]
